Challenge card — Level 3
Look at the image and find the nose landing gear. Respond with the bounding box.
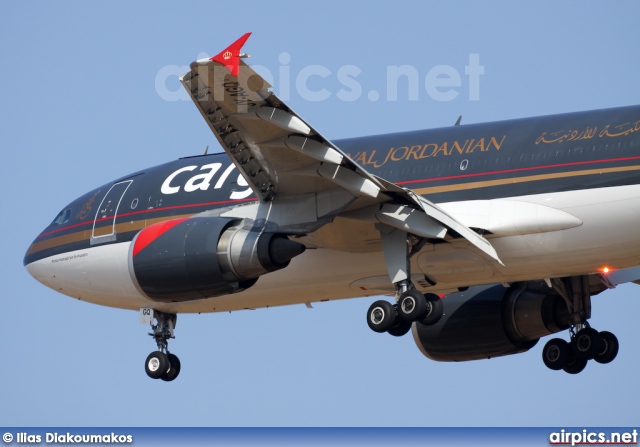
[142,309,181,382]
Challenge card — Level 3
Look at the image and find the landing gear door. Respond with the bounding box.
[91,180,133,245]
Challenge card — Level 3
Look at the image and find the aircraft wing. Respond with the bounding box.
[180,33,502,266]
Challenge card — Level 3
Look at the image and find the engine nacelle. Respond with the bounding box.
[129,217,306,303]
[412,281,570,361]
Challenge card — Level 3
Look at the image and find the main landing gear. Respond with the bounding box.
[366,228,444,337]
[541,276,619,374]
[367,289,443,336]
[542,327,619,374]
[144,310,181,382]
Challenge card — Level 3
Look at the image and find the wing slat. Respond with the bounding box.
[180,35,503,267]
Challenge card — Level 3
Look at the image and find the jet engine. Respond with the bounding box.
[412,281,570,361]
[129,217,306,303]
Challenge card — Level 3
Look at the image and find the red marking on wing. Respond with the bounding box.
[133,218,188,257]
[210,32,251,76]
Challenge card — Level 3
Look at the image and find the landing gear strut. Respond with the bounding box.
[366,228,443,337]
[541,276,619,374]
[143,309,181,382]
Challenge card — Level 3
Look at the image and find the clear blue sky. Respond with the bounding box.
[2,1,640,426]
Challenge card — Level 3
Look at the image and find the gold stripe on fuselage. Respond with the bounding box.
[28,164,640,257]
[26,213,195,256]
[411,164,640,195]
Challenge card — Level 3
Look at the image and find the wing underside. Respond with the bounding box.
[180,33,502,269]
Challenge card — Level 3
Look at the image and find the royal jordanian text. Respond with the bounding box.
[13,432,133,444]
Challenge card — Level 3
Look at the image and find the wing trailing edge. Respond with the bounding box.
[180,34,504,268]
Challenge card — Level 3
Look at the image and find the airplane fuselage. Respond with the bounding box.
[25,105,640,314]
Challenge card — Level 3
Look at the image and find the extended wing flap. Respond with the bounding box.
[374,176,503,265]
[180,34,380,202]
[181,34,503,268]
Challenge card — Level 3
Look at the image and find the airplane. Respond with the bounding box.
[24,33,640,381]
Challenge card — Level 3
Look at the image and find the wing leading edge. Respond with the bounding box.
[179,34,502,267]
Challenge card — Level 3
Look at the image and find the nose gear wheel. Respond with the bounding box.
[144,310,181,381]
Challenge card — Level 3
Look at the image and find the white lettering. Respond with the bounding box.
[184,163,222,192]
[230,174,253,199]
[296,65,331,101]
[425,65,461,101]
[278,52,291,101]
[336,65,362,101]
[465,53,484,101]
[155,65,189,102]
[214,164,236,189]
[161,163,255,200]
[387,65,419,101]
[161,166,197,194]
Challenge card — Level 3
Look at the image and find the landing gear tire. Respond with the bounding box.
[161,353,181,382]
[367,300,397,333]
[397,290,427,322]
[542,338,569,370]
[144,310,181,381]
[594,331,619,364]
[420,293,444,326]
[387,317,412,337]
[145,351,169,379]
[572,327,603,360]
[563,346,588,374]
